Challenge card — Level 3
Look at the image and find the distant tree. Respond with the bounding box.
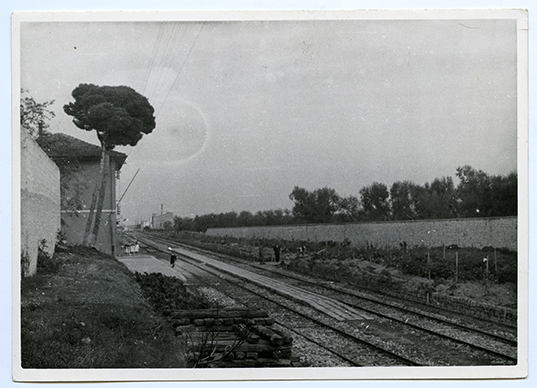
[390,181,419,220]
[192,214,215,232]
[407,177,458,220]
[261,209,277,225]
[455,166,517,217]
[488,172,517,216]
[455,165,491,217]
[289,186,313,223]
[238,210,255,227]
[273,208,294,225]
[335,195,361,222]
[64,84,155,246]
[359,182,391,221]
[289,186,340,223]
[174,216,195,231]
[20,89,55,139]
[428,176,458,218]
[215,211,238,228]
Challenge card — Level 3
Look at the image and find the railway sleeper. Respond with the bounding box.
[172,307,295,367]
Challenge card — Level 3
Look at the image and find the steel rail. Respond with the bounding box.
[136,236,421,366]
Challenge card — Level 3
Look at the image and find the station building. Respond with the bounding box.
[38,133,127,256]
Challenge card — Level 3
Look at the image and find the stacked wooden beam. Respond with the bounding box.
[164,308,297,367]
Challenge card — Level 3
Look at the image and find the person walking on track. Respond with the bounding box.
[168,247,177,268]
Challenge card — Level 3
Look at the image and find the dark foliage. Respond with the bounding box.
[64,83,156,149]
[169,165,517,230]
[134,272,212,311]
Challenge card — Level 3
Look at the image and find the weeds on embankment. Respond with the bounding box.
[20,245,187,369]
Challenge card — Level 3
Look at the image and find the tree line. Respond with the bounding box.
[169,165,516,232]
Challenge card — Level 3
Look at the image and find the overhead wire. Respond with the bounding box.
[141,23,164,96]
[156,22,205,114]
[152,23,180,97]
[126,22,202,160]
[119,22,205,219]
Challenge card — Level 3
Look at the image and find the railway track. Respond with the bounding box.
[129,233,518,367]
[135,237,418,366]
[141,234,517,339]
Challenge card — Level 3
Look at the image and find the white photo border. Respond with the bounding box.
[11,8,529,383]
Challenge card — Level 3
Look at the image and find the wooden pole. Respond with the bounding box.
[455,251,458,284]
[427,250,431,280]
[494,249,498,274]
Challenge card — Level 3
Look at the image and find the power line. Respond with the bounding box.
[128,23,189,159]
[141,23,164,95]
[156,22,205,114]
[126,22,204,161]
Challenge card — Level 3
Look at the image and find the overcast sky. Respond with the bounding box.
[20,17,518,223]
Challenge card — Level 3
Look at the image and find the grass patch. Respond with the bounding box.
[20,245,187,369]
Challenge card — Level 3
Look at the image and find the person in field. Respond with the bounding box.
[273,244,281,262]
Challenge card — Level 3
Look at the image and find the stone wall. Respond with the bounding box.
[20,130,61,276]
[206,217,517,251]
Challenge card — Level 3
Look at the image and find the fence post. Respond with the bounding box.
[455,251,458,284]
[427,250,431,280]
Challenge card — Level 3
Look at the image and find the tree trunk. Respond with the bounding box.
[87,144,110,247]
[82,144,107,246]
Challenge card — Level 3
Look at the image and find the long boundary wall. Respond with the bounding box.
[21,130,61,276]
[206,217,517,251]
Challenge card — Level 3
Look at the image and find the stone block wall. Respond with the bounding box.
[20,130,61,276]
[206,217,517,251]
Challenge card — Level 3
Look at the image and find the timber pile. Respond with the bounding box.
[164,308,298,367]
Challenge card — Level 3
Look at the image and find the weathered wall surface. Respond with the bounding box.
[61,160,119,256]
[21,130,61,276]
[206,217,517,251]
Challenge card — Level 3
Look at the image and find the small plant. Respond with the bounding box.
[21,250,31,278]
[37,239,62,274]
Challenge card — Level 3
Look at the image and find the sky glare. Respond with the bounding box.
[19,17,518,224]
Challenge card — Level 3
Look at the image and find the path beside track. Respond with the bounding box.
[118,254,188,282]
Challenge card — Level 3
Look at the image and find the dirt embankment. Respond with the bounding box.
[20,246,186,369]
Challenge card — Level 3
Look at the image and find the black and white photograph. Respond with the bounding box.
[12,8,528,383]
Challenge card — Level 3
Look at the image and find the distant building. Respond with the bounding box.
[38,133,126,256]
[152,212,174,229]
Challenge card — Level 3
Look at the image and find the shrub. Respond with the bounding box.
[134,272,212,311]
[21,251,31,278]
[37,239,62,275]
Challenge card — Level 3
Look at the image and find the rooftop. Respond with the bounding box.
[37,132,128,168]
